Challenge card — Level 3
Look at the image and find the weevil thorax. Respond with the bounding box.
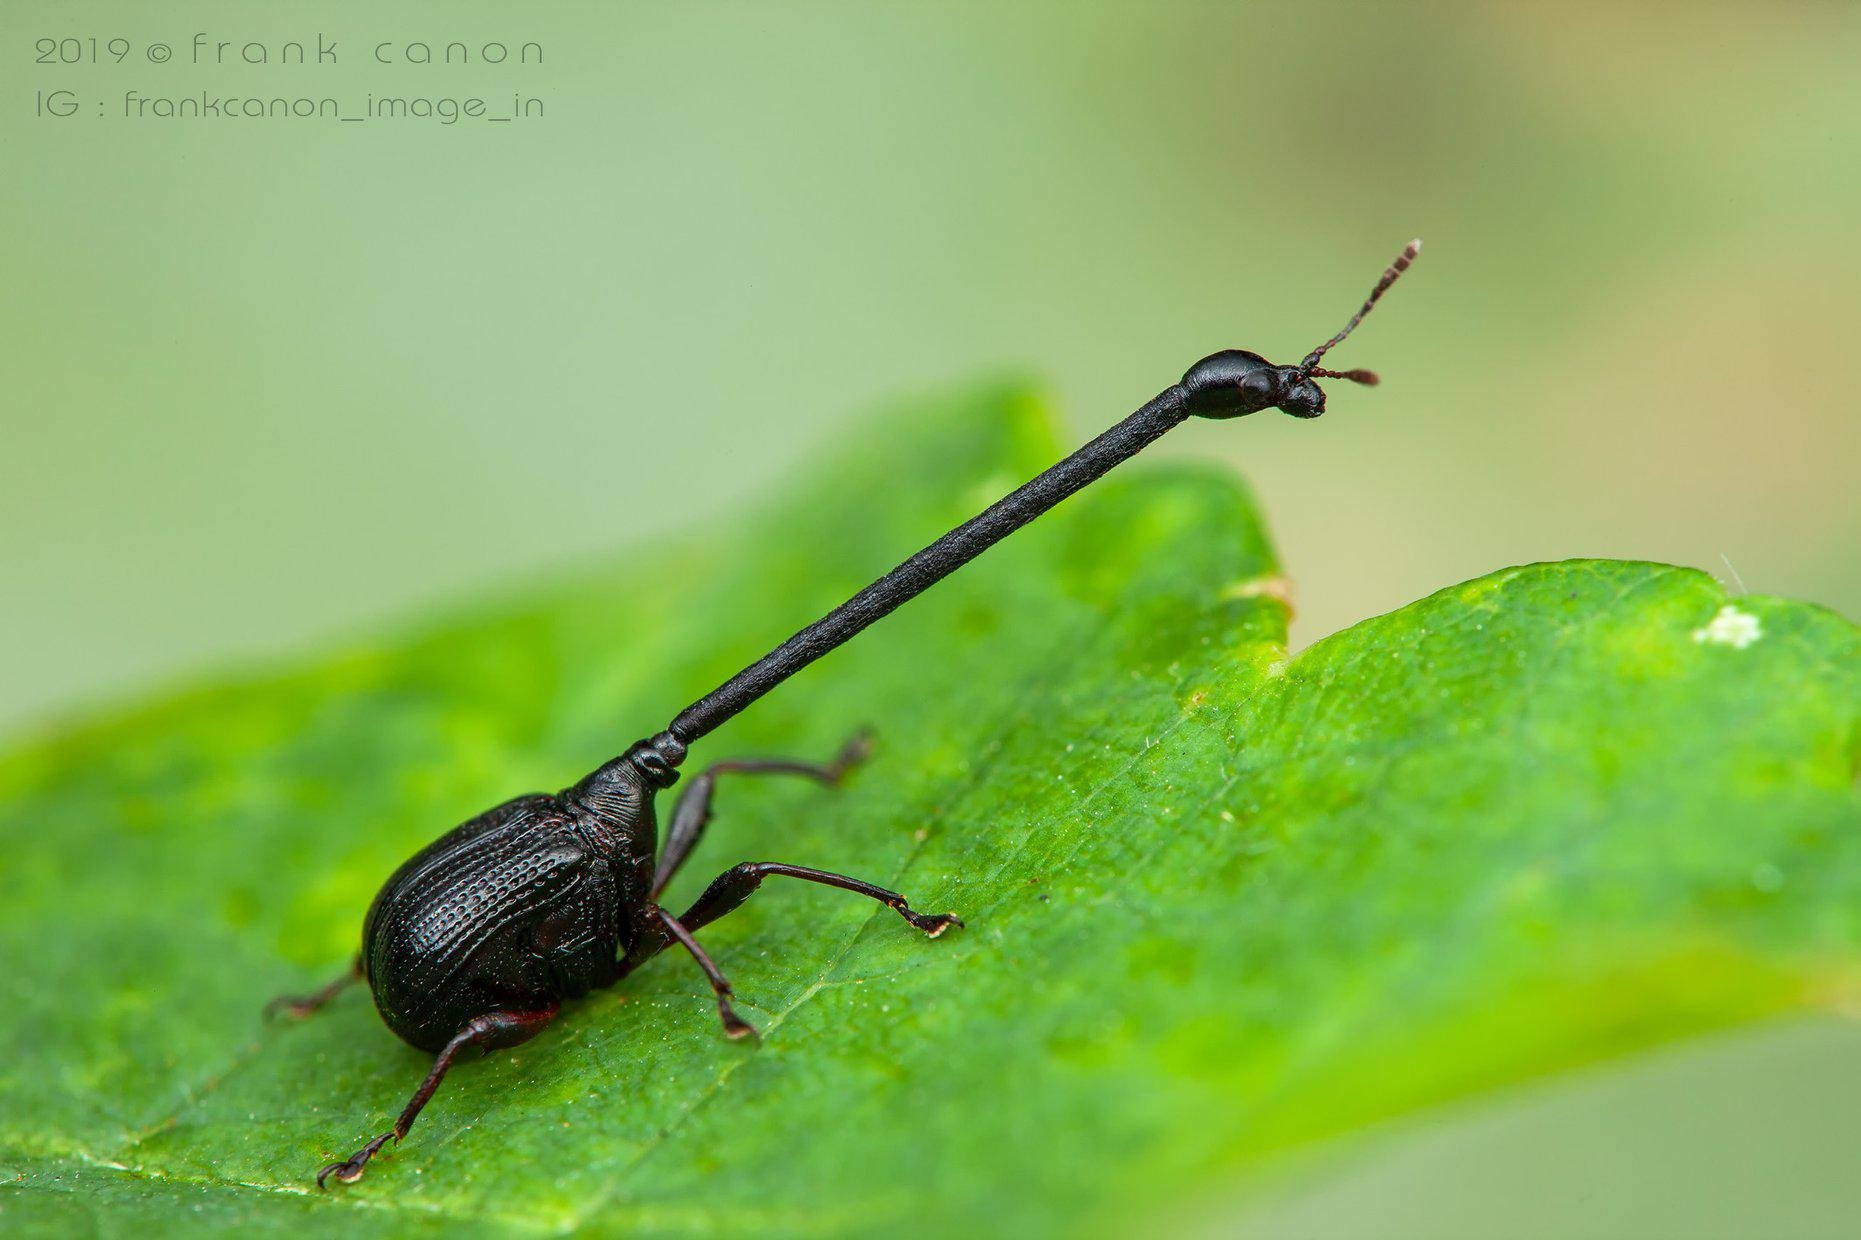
[560,734,685,865]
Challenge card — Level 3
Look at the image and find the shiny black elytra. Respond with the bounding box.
[270,240,1422,1188]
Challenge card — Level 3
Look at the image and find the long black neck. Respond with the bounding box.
[661,383,1192,746]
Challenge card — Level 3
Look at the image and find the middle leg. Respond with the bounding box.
[636,866,962,1043]
[678,862,964,939]
[653,906,759,1041]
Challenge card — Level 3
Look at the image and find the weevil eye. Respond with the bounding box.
[1278,379,1326,419]
[1239,368,1280,409]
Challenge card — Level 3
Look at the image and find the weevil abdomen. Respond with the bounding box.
[361,795,629,1052]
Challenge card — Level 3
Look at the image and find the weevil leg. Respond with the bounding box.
[678,862,964,939]
[316,1002,558,1188]
[264,954,363,1021]
[653,906,759,1042]
[652,730,872,898]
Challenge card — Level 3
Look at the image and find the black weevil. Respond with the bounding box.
[270,240,1421,1187]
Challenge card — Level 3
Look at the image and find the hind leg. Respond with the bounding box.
[264,955,362,1021]
[317,1002,558,1187]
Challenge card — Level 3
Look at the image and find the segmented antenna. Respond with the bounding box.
[1299,238,1422,379]
[1307,366,1380,386]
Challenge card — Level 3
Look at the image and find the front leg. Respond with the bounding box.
[653,731,872,897]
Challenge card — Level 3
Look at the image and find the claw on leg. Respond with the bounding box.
[317,1131,395,1188]
[263,995,322,1022]
[902,908,964,938]
[718,993,760,1043]
[827,728,875,782]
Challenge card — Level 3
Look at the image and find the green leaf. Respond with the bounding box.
[1,385,1856,1236]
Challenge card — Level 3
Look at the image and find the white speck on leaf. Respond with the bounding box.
[1693,605,1762,650]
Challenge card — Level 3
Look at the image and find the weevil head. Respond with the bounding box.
[1180,351,1328,420]
[1277,374,1328,419]
[1183,238,1419,423]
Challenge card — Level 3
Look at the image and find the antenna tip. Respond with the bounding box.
[1406,238,1423,257]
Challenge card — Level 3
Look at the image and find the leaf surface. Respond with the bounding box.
[2,386,1856,1236]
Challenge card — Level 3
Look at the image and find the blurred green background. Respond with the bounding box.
[4,2,1858,1234]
